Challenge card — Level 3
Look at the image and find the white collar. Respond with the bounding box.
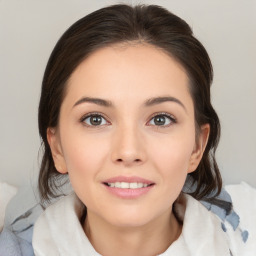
[33,193,230,256]
[160,193,230,255]
[33,193,100,255]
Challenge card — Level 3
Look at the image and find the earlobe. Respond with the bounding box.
[188,124,210,173]
[47,128,68,174]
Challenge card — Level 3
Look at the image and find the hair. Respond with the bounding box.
[38,4,222,204]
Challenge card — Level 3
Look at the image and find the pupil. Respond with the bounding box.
[154,116,165,125]
[90,116,102,125]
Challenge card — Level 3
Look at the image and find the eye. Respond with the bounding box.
[81,113,108,126]
[148,113,176,127]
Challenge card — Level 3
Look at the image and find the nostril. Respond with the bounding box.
[116,158,141,163]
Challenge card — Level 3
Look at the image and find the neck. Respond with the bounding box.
[83,208,182,256]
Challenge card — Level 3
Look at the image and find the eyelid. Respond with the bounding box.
[146,112,177,127]
[80,112,111,127]
[79,111,176,128]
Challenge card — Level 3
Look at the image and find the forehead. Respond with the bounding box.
[64,43,193,111]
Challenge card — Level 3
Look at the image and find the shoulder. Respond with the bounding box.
[32,193,99,255]
[225,182,256,234]
[218,182,256,255]
[33,192,83,232]
[188,182,256,255]
[225,182,256,248]
[225,182,256,216]
[33,193,84,255]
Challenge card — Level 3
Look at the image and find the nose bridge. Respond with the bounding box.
[111,119,146,165]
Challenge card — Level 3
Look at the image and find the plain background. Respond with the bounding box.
[0,0,255,189]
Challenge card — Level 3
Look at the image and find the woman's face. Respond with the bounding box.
[48,44,209,228]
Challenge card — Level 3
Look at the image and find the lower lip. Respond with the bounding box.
[104,184,154,199]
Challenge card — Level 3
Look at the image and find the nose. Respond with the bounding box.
[111,124,146,167]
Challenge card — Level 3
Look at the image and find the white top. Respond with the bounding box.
[33,183,256,256]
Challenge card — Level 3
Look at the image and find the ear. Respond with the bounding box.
[47,128,68,174]
[187,124,210,174]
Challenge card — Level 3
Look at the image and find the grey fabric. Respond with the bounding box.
[0,186,43,256]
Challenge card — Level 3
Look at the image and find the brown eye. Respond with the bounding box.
[82,114,107,126]
[149,114,176,126]
[153,116,166,125]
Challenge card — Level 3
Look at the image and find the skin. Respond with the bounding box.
[47,44,210,256]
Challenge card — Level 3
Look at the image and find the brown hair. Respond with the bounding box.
[38,4,221,203]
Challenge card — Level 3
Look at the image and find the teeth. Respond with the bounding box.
[107,182,150,189]
[121,182,129,188]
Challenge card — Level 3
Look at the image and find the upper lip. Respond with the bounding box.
[103,176,155,184]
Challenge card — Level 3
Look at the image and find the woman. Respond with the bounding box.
[33,4,255,255]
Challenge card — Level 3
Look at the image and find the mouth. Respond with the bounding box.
[103,182,154,189]
[102,176,155,199]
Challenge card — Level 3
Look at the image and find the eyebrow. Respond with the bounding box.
[73,97,113,108]
[73,96,186,112]
[144,96,187,112]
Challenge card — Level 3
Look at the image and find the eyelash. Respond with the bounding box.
[147,112,177,128]
[80,112,177,128]
[80,112,110,128]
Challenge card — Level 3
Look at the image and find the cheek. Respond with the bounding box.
[60,131,110,178]
[149,130,195,178]
[60,132,111,203]
[149,135,195,203]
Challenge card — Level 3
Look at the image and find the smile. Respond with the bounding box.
[102,176,155,199]
[105,182,152,189]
